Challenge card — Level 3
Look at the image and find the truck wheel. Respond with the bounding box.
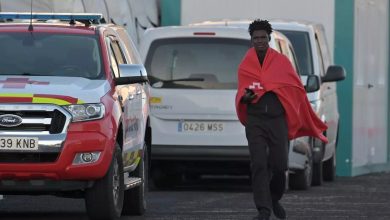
[289,148,312,190]
[85,144,124,220]
[122,144,148,215]
[323,152,336,181]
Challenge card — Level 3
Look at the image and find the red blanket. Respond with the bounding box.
[235,47,328,143]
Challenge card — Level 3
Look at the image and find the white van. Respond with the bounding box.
[139,25,316,189]
[193,20,346,186]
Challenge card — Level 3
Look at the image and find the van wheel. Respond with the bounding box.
[289,149,312,190]
[311,161,323,186]
[85,145,124,220]
[122,144,148,215]
[151,163,182,189]
[323,152,336,181]
[324,129,338,182]
[311,138,323,186]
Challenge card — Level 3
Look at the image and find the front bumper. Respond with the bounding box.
[0,179,92,194]
[0,104,116,182]
[152,144,250,161]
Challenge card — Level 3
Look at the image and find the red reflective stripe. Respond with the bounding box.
[0,97,33,102]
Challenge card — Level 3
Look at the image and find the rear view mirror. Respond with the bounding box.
[115,64,148,85]
[322,65,346,82]
[305,75,320,93]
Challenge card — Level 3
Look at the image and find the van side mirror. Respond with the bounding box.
[305,75,320,93]
[115,64,149,85]
[322,65,346,83]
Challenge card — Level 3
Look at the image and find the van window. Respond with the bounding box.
[144,38,250,89]
[278,30,313,76]
[315,27,331,69]
[315,34,325,77]
[276,38,299,74]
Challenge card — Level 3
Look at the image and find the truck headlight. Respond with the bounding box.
[63,103,105,122]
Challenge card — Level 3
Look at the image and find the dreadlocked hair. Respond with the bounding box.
[248,19,273,37]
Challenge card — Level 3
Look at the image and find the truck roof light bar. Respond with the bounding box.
[0,12,103,25]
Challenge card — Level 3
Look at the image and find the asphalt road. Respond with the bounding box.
[0,172,389,220]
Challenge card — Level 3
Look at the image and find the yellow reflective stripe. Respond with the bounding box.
[32,97,71,105]
[0,93,33,97]
[134,157,141,166]
[0,93,85,105]
[150,97,162,104]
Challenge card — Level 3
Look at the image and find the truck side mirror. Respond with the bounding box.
[115,64,149,85]
[322,65,346,83]
[305,75,320,93]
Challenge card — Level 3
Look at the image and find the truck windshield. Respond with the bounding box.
[144,38,250,89]
[0,33,104,79]
[278,30,314,76]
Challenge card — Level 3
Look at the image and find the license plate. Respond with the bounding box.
[178,121,224,132]
[0,137,39,151]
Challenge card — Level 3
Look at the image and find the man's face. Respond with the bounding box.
[251,30,269,53]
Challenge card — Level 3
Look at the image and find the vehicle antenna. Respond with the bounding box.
[28,0,33,31]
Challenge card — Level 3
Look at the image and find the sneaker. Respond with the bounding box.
[253,208,271,220]
[272,200,286,219]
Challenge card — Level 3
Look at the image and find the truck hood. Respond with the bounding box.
[0,76,110,105]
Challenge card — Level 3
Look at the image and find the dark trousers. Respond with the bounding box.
[245,114,288,211]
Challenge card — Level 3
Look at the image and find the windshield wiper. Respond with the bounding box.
[162,77,204,82]
[151,77,204,88]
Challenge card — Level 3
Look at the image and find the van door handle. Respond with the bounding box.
[368,84,374,89]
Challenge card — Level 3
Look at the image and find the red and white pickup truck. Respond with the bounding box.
[0,13,151,220]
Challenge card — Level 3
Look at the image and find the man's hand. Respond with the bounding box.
[240,88,257,104]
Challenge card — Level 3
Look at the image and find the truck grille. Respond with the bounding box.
[0,109,67,134]
[0,104,70,162]
[0,152,59,163]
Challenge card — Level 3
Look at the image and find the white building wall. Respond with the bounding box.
[181,0,335,57]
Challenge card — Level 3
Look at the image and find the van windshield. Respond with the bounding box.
[277,30,313,76]
[144,38,250,89]
[0,33,104,79]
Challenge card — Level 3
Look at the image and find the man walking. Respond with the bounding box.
[235,19,328,220]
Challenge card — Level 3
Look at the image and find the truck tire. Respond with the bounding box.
[122,144,148,215]
[85,144,124,220]
[289,148,312,190]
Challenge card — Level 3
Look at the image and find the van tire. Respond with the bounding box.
[323,153,336,181]
[289,149,312,190]
[85,144,124,220]
[151,163,182,189]
[311,161,323,186]
[324,128,338,181]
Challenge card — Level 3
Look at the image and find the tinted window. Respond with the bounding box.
[278,30,313,75]
[0,33,104,79]
[108,40,126,78]
[144,38,250,89]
